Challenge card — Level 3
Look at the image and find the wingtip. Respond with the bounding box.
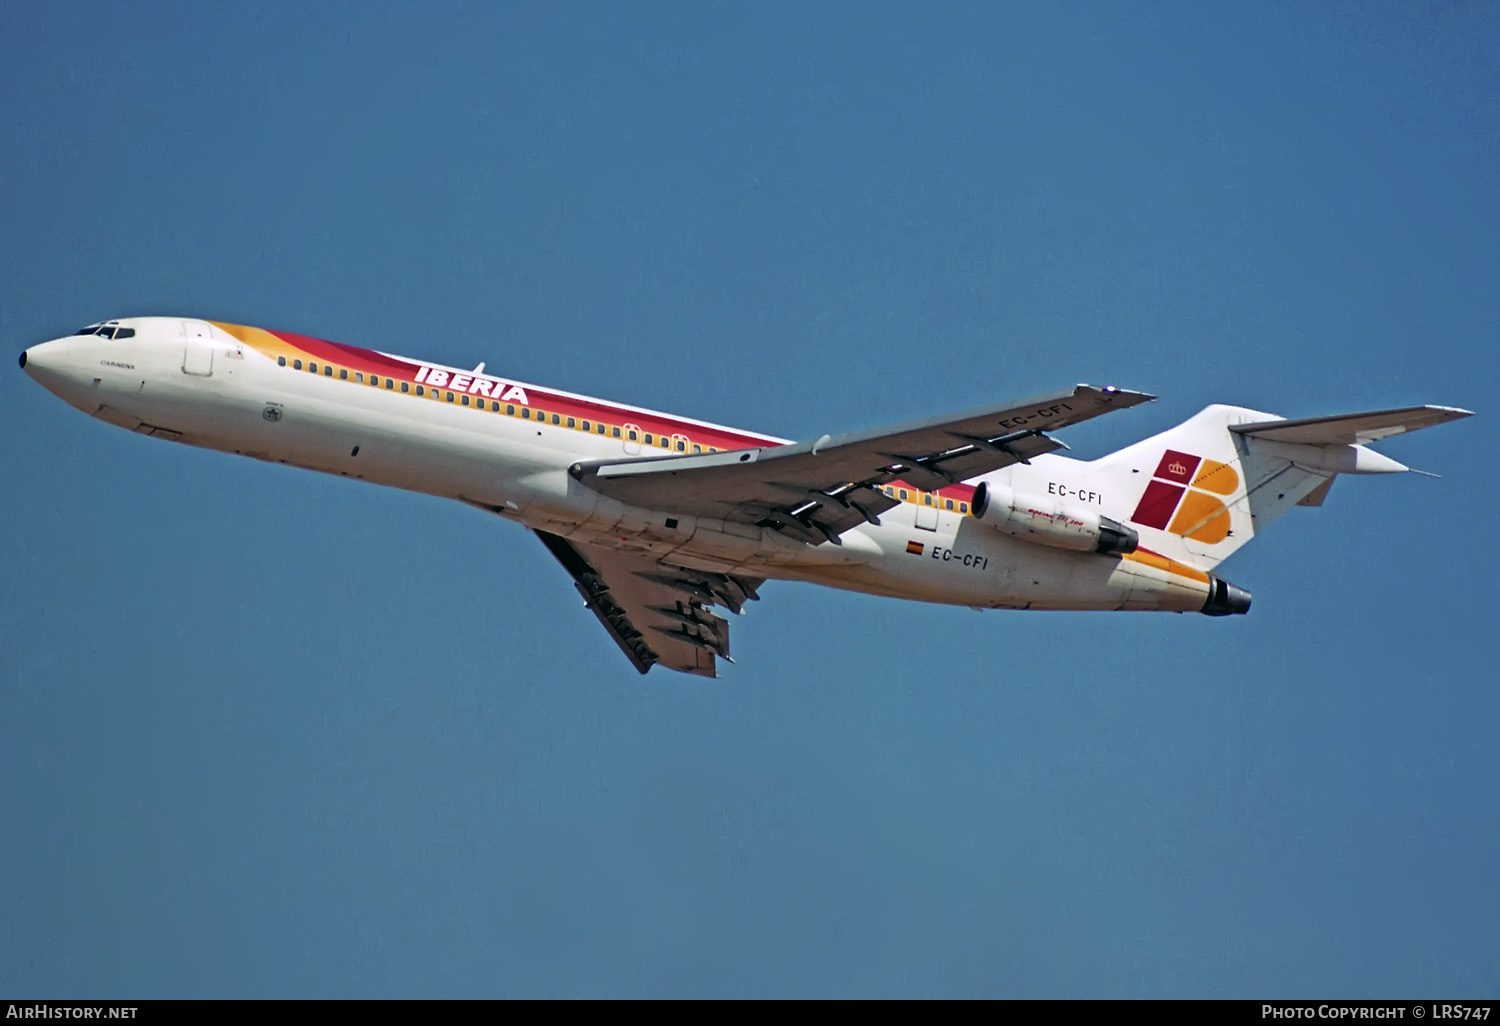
[1084,384,1157,405]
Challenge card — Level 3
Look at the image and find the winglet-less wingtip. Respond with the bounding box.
[1085,384,1157,405]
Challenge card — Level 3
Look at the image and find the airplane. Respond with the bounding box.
[19,317,1472,678]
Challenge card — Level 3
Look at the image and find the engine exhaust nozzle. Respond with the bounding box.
[1201,576,1252,616]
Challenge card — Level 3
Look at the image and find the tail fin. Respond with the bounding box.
[1088,403,1473,571]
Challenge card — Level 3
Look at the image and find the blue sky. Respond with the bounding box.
[2,2,1496,998]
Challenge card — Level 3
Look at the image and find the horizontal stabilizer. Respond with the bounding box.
[1229,405,1473,445]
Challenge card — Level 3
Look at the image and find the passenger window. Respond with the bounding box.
[551,413,560,425]
[692,444,702,454]
[355,372,363,382]
[277,356,286,367]
[661,438,670,448]
[960,503,969,513]
[461,395,470,406]
[325,366,333,376]
[898,489,908,501]
[567,417,575,428]
[676,440,686,452]
[416,385,424,396]
[581,420,590,431]
[384,378,393,389]
[613,427,622,438]
[339,368,348,380]
[643,433,653,445]
[294,359,303,370]
[596,424,605,435]
[945,499,954,510]
[445,391,454,402]
[523,408,531,419]
[923,494,932,505]
[309,362,318,373]
[506,404,515,415]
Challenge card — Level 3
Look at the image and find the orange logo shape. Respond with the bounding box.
[1191,458,1240,496]
[1168,490,1231,544]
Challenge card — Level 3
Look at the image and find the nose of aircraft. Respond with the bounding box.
[18,338,84,395]
[20,338,72,375]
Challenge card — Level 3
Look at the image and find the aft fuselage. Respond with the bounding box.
[20,317,1221,615]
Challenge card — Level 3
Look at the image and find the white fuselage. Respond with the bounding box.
[20,317,1218,615]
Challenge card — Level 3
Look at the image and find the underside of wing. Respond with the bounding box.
[535,530,762,677]
[571,384,1153,546]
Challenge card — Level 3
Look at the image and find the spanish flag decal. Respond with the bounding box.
[906,540,924,556]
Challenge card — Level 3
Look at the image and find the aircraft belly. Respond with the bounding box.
[775,516,1212,613]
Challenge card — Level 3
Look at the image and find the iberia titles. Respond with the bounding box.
[413,365,530,405]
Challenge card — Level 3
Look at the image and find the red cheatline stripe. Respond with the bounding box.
[265,329,777,450]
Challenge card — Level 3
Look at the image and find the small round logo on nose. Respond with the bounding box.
[262,405,282,422]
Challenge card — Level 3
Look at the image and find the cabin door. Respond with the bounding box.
[182,321,214,376]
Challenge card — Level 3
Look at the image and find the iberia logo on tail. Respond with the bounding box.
[1129,449,1238,544]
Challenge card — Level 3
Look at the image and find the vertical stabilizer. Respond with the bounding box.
[1088,405,1333,570]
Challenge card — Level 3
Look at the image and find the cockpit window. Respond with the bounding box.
[73,323,133,339]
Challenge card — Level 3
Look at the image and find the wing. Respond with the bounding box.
[571,384,1153,545]
[535,530,762,678]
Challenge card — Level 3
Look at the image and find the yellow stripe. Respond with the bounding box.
[1122,549,1211,584]
[210,322,306,363]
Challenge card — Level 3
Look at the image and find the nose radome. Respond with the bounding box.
[19,339,73,381]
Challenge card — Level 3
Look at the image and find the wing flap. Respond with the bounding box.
[535,530,761,677]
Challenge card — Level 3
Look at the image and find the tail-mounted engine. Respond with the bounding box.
[970,482,1139,556]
